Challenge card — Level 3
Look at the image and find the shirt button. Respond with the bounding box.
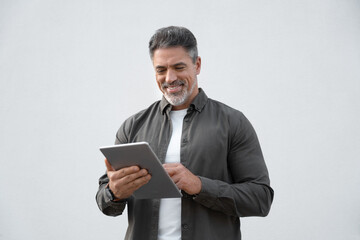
[182,224,188,230]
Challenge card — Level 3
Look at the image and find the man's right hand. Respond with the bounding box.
[105,159,152,200]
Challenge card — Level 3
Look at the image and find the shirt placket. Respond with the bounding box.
[180,108,195,239]
[150,108,173,240]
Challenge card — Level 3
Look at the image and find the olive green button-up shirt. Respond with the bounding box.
[96,88,274,240]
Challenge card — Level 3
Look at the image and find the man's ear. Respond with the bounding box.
[195,56,201,75]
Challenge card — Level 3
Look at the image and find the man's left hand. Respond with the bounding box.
[163,163,202,195]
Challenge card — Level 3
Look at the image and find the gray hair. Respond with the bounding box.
[149,26,198,63]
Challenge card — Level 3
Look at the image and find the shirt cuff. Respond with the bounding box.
[103,187,128,206]
[193,176,218,208]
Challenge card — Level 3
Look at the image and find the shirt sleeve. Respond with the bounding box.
[193,113,274,217]
[95,173,127,216]
[95,120,130,216]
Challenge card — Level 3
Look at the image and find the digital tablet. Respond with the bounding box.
[99,142,182,199]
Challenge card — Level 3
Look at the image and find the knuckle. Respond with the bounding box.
[118,168,129,178]
[124,175,133,182]
[108,174,116,182]
[113,181,120,189]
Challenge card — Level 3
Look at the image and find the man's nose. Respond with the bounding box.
[165,69,177,83]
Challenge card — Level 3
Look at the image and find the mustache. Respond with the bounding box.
[162,80,186,88]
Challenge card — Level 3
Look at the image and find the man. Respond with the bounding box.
[96,26,274,240]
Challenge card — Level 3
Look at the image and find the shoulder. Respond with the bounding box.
[123,100,162,126]
[205,98,254,137]
[115,100,162,144]
[206,98,246,120]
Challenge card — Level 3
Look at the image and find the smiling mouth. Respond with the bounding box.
[162,80,185,94]
[166,85,183,94]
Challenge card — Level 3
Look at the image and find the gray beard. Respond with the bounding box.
[163,79,197,107]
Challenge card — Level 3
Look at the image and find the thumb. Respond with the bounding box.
[105,158,115,171]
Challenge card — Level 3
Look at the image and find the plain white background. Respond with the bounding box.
[1,0,359,239]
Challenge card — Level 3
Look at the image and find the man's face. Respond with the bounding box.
[152,46,201,110]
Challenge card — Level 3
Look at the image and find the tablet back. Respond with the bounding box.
[100,142,182,199]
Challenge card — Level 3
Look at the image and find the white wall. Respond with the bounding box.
[1,1,359,239]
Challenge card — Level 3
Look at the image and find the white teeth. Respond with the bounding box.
[168,86,180,89]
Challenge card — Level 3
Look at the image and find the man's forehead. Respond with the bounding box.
[152,47,192,65]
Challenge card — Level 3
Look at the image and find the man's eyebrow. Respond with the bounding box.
[155,62,187,69]
[155,65,166,69]
[173,62,187,67]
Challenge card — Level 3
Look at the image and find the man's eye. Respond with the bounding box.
[175,67,185,71]
[156,69,166,73]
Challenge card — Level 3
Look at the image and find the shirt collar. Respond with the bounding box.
[160,88,208,115]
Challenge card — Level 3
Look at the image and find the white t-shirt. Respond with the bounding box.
[157,109,187,240]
